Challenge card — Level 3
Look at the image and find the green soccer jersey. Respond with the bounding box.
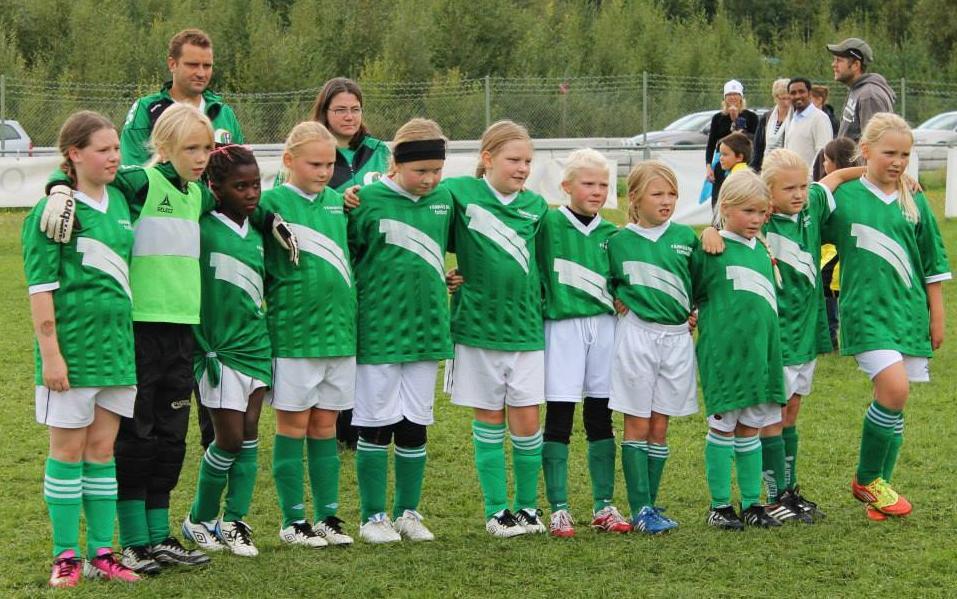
[445,176,548,351]
[607,221,698,325]
[538,206,618,320]
[274,134,391,193]
[765,182,833,364]
[193,212,272,387]
[692,231,786,415]
[257,183,356,358]
[348,178,453,364]
[22,189,136,387]
[822,177,951,357]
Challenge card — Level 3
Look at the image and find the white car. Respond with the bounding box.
[0,120,33,157]
[912,111,957,171]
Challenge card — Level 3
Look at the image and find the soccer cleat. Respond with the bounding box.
[851,477,912,517]
[49,550,82,588]
[84,551,141,582]
[780,488,824,522]
[515,508,547,534]
[866,506,888,521]
[766,501,813,524]
[120,545,161,576]
[741,504,784,528]
[216,520,259,557]
[314,516,354,545]
[632,505,677,535]
[549,509,575,538]
[591,505,633,534]
[485,509,526,538]
[706,506,744,531]
[151,537,211,566]
[359,513,402,544]
[182,514,226,551]
[279,521,328,548]
[652,507,679,529]
[393,510,435,542]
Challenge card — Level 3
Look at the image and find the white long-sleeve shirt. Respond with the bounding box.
[784,104,834,168]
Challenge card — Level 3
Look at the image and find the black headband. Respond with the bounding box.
[394,139,446,163]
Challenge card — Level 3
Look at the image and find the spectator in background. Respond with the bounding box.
[784,77,833,170]
[811,85,839,136]
[751,78,791,171]
[827,37,895,141]
[705,80,759,207]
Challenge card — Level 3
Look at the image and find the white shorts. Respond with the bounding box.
[35,385,136,429]
[544,314,616,402]
[707,402,782,433]
[352,361,439,427]
[198,365,268,412]
[783,360,817,398]
[855,350,929,383]
[268,356,356,412]
[445,344,545,410]
[608,313,698,418]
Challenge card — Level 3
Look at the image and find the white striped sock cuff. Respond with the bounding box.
[894,418,905,434]
[706,433,734,447]
[865,404,899,429]
[395,445,427,459]
[510,430,543,451]
[357,439,389,453]
[733,436,762,453]
[648,444,670,458]
[203,449,236,471]
[82,476,118,496]
[242,439,259,449]
[44,476,82,500]
[472,424,507,445]
[622,440,648,450]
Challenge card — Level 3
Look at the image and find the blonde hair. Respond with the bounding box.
[284,120,336,156]
[562,148,609,184]
[718,170,782,286]
[476,120,532,177]
[625,160,678,225]
[859,112,918,223]
[389,118,446,173]
[771,78,790,99]
[760,148,809,190]
[147,104,213,166]
[721,96,748,114]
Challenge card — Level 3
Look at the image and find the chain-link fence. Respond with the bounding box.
[3,72,957,149]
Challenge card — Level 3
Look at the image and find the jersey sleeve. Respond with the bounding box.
[690,247,709,306]
[346,203,368,265]
[914,193,952,284]
[808,182,835,227]
[21,201,61,294]
[119,99,152,166]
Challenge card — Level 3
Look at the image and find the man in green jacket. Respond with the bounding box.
[120,29,244,166]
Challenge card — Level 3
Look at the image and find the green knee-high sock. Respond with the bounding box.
[782,426,799,490]
[224,439,259,522]
[704,433,734,509]
[356,438,389,522]
[856,401,900,485]
[393,444,427,519]
[882,414,904,483]
[588,438,616,513]
[272,434,305,527]
[472,421,508,519]
[734,435,763,510]
[647,443,669,506]
[146,507,170,546]
[190,443,237,523]
[511,430,543,513]
[760,435,786,502]
[307,437,340,521]
[542,441,569,512]
[82,460,118,558]
[44,457,82,557]
[116,499,148,548]
[621,441,650,515]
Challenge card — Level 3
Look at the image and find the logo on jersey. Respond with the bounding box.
[554,259,613,308]
[766,232,817,286]
[725,265,777,312]
[288,223,353,286]
[210,252,264,309]
[379,219,445,278]
[214,129,232,145]
[465,203,530,272]
[363,171,382,186]
[671,243,693,257]
[123,100,139,126]
[518,209,540,221]
[430,204,450,216]
[77,237,132,300]
[325,205,344,215]
[623,261,690,312]
[157,196,173,214]
[850,223,913,288]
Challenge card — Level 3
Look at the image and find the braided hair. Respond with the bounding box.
[717,170,783,287]
[203,144,258,193]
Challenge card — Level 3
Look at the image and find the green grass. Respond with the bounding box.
[1,195,956,597]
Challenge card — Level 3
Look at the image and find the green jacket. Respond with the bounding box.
[119,82,244,166]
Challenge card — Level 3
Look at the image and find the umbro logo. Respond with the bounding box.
[157,196,174,214]
[170,399,190,410]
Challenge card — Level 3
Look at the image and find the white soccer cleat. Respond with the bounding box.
[515,508,547,534]
[181,515,225,552]
[279,521,328,548]
[314,516,354,546]
[359,513,402,544]
[393,510,435,542]
[485,509,526,538]
[216,520,259,557]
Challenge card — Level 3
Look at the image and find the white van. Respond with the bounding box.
[0,120,33,156]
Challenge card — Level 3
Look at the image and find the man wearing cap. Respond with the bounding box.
[705,79,759,206]
[828,37,896,141]
[120,28,244,165]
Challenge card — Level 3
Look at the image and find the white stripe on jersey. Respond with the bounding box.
[766,232,817,286]
[77,237,132,299]
[465,203,529,272]
[553,258,614,308]
[725,265,777,313]
[623,261,690,312]
[378,219,445,279]
[210,252,264,307]
[850,223,914,288]
[288,223,353,287]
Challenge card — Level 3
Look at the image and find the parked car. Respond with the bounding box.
[0,120,33,157]
[627,108,768,149]
[912,111,957,171]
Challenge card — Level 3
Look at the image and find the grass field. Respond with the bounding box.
[1,190,956,597]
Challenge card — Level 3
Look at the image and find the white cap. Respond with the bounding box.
[723,79,744,96]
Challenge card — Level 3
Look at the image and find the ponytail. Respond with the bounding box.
[755,231,783,288]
